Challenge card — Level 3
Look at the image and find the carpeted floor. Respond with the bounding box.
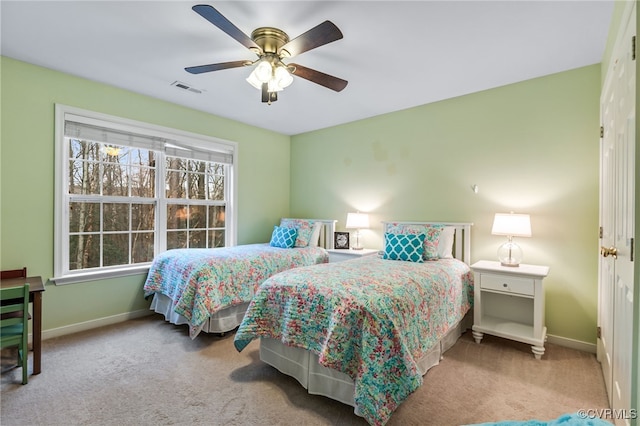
[1,315,610,426]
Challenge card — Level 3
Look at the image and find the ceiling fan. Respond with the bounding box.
[185,4,348,104]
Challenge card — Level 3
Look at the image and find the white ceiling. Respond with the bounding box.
[1,1,613,135]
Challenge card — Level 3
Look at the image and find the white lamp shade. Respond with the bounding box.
[254,60,273,83]
[246,69,263,90]
[491,213,531,237]
[345,212,370,229]
[273,65,293,89]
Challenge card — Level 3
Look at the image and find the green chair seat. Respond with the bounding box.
[1,283,29,384]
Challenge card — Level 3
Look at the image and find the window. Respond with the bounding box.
[54,105,237,284]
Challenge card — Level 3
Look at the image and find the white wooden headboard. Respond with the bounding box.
[281,219,337,249]
[381,221,473,264]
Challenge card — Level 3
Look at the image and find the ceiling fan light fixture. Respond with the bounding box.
[246,68,264,90]
[267,79,282,93]
[273,65,293,89]
[247,61,293,94]
[254,59,273,83]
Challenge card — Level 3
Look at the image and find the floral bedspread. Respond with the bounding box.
[143,244,328,338]
[234,255,473,426]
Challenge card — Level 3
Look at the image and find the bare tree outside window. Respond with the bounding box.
[67,139,227,271]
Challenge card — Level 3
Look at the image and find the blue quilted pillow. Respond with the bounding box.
[385,223,444,260]
[269,226,298,249]
[383,233,425,262]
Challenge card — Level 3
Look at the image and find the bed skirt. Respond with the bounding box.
[149,293,249,334]
[259,311,473,412]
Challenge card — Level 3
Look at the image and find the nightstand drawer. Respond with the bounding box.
[480,274,534,296]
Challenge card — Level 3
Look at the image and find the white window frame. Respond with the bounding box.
[53,104,238,285]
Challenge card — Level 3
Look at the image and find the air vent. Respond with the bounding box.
[171,81,202,94]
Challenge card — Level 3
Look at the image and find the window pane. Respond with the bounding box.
[69,202,100,233]
[166,170,186,199]
[102,162,129,196]
[167,230,187,249]
[132,232,154,263]
[69,139,101,162]
[166,157,188,171]
[69,234,100,270]
[190,205,206,229]
[129,148,155,167]
[132,204,154,231]
[188,172,207,200]
[208,230,225,248]
[103,233,129,266]
[207,173,225,200]
[189,230,207,248]
[167,205,188,230]
[104,203,129,232]
[131,166,155,197]
[208,206,225,228]
[69,160,100,195]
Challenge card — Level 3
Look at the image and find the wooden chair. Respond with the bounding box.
[1,267,27,280]
[0,267,31,320]
[0,283,30,384]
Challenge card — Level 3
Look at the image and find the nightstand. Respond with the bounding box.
[471,260,550,359]
[327,248,379,263]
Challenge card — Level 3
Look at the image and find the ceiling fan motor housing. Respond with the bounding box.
[251,27,289,55]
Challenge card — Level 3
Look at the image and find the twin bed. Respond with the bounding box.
[235,221,473,425]
[144,220,474,425]
[143,218,336,337]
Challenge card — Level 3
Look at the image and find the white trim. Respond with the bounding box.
[40,309,154,341]
[51,266,150,286]
[546,333,597,354]
[60,106,238,156]
[35,311,598,355]
[53,104,238,283]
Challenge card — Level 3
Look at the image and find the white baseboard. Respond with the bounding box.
[35,311,597,356]
[546,333,597,354]
[39,309,153,341]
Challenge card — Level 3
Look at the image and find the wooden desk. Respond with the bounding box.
[1,276,44,375]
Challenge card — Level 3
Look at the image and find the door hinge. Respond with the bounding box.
[597,326,601,339]
[600,126,604,138]
[633,36,636,60]
[631,237,635,262]
[599,226,603,239]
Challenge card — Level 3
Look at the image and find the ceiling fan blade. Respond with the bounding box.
[289,64,348,92]
[279,21,343,58]
[192,4,261,53]
[185,60,251,74]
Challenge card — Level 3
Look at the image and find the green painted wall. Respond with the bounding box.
[0,57,291,332]
[0,57,605,346]
[290,65,601,344]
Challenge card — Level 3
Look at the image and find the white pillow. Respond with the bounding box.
[308,222,323,247]
[437,226,455,259]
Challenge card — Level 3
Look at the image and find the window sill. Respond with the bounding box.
[52,265,151,285]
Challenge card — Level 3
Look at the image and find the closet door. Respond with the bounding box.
[598,3,635,425]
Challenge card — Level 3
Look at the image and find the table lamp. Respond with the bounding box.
[491,212,531,267]
[345,212,370,250]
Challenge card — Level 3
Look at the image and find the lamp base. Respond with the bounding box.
[497,241,523,268]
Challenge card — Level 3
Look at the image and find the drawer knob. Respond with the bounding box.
[503,283,508,287]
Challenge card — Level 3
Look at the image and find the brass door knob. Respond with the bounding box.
[600,246,618,259]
